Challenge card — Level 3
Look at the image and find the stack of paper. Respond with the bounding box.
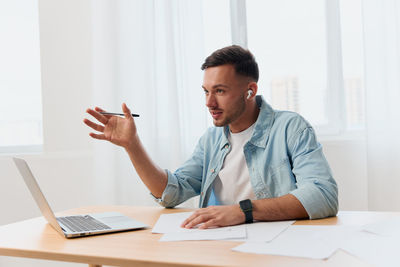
[152,212,294,242]
[152,211,400,266]
[233,216,400,266]
[339,217,400,267]
[233,225,361,259]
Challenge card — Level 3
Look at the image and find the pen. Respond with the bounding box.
[100,112,140,117]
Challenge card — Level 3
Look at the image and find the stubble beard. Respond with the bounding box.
[212,96,246,127]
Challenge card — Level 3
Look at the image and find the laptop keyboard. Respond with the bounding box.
[57,215,111,233]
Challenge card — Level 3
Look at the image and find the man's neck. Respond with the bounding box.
[229,101,260,133]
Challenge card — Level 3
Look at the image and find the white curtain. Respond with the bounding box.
[91,0,208,207]
[89,0,400,212]
[363,0,400,210]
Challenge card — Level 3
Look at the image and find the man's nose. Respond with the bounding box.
[206,94,217,108]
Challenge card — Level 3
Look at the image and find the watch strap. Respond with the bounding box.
[239,199,253,223]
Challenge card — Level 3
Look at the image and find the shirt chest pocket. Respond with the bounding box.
[267,158,297,197]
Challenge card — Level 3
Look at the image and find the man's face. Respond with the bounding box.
[202,64,248,127]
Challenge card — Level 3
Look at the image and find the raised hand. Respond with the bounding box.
[83,103,137,149]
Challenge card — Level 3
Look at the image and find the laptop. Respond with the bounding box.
[12,157,148,238]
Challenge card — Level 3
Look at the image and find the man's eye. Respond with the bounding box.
[204,90,209,95]
[216,89,224,94]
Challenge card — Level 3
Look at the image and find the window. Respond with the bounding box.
[0,0,43,152]
[247,0,328,128]
[237,0,365,135]
[339,0,365,130]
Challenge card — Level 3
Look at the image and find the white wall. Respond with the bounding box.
[39,0,92,153]
[0,0,369,266]
[322,138,369,211]
[0,0,98,266]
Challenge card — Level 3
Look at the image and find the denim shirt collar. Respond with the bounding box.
[220,95,275,150]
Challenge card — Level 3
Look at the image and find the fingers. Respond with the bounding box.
[89,132,107,140]
[94,106,106,112]
[184,215,209,229]
[121,103,133,119]
[86,108,109,125]
[83,118,105,132]
[181,214,196,228]
[198,219,218,229]
[182,214,218,229]
[181,210,213,229]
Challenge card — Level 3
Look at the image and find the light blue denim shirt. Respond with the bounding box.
[155,95,338,219]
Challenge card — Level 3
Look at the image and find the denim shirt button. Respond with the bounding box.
[224,144,229,149]
[211,169,215,173]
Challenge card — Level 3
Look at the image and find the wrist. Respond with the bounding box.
[239,199,253,223]
[233,204,246,223]
[124,133,140,152]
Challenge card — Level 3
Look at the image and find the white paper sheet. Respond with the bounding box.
[362,216,400,237]
[152,212,246,241]
[160,226,246,241]
[340,230,400,267]
[153,212,295,242]
[228,220,295,242]
[233,225,361,259]
[152,212,194,233]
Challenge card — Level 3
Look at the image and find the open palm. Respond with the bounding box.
[84,103,137,149]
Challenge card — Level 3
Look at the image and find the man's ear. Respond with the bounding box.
[247,90,253,99]
[247,82,258,98]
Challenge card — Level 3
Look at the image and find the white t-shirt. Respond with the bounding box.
[213,123,256,205]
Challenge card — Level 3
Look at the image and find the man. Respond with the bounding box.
[84,45,338,229]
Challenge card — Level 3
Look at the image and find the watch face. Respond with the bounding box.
[240,199,252,211]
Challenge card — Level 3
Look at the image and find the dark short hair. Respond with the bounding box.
[201,45,259,82]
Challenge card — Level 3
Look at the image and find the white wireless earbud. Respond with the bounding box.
[247,90,253,99]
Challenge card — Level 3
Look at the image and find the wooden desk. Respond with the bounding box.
[0,206,396,267]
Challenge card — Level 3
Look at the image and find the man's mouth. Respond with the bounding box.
[210,110,223,119]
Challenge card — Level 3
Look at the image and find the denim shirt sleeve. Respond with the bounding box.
[151,134,205,208]
[288,126,339,219]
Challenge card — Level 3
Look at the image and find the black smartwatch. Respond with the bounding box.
[239,199,253,223]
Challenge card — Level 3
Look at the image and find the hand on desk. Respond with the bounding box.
[181,205,245,229]
[84,103,137,149]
